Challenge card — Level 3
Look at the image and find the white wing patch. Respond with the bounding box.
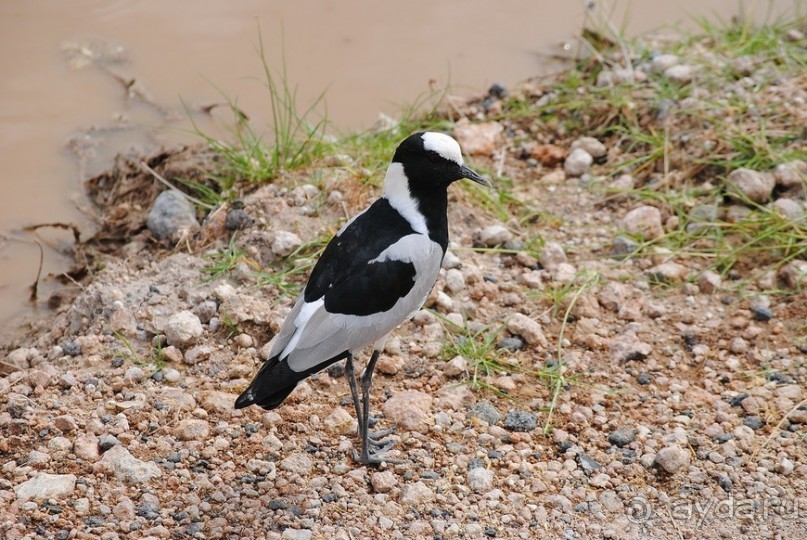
[422,132,464,165]
[383,162,428,234]
[275,234,444,373]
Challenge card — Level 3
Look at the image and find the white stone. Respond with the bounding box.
[164,310,203,347]
[727,168,775,204]
[14,473,77,501]
[571,137,607,158]
[564,148,593,177]
[467,467,494,492]
[655,445,690,474]
[506,313,548,347]
[271,231,303,257]
[622,206,664,240]
[97,445,162,484]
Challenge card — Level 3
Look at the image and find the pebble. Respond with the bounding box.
[651,53,679,73]
[773,198,804,220]
[442,355,467,377]
[74,434,100,461]
[163,368,181,382]
[370,470,397,493]
[282,529,313,540]
[743,416,764,430]
[14,473,77,502]
[280,453,314,475]
[175,418,210,441]
[698,271,722,294]
[453,119,504,156]
[323,407,355,435]
[146,190,199,241]
[564,148,593,177]
[608,428,637,448]
[477,224,512,247]
[470,401,502,426]
[609,332,652,362]
[506,313,548,347]
[727,168,775,204]
[539,241,567,269]
[503,410,537,432]
[773,160,806,188]
[444,268,466,293]
[225,208,253,230]
[97,445,162,484]
[647,262,689,283]
[622,206,664,240]
[164,311,204,347]
[99,434,120,452]
[400,481,435,505]
[271,231,303,257]
[664,64,695,83]
[467,467,494,492]
[610,236,639,260]
[654,445,691,474]
[571,136,607,158]
[383,391,432,431]
[577,454,602,474]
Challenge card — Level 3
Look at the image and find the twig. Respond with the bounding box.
[140,162,215,209]
[752,397,807,461]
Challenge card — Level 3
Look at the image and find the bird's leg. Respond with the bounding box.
[344,355,365,443]
[354,350,401,465]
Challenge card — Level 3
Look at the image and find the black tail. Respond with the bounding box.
[234,350,352,411]
[234,355,298,410]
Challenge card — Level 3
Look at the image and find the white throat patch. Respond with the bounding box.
[383,162,428,234]
[422,132,464,165]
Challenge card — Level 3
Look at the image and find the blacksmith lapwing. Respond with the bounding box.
[235,131,491,464]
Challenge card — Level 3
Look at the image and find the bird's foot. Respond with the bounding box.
[352,444,403,466]
[367,426,396,446]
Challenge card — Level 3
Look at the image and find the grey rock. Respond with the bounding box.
[503,410,537,432]
[665,64,695,83]
[497,336,525,351]
[727,168,775,204]
[577,453,602,474]
[147,190,199,241]
[477,224,512,247]
[610,235,639,260]
[470,401,502,425]
[651,54,680,73]
[539,241,567,269]
[99,434,120,452]
[743,416,764,430]
[271,231,303,257]
[564,148,593,177]
[773,198,804,219]
[571,137,607,158]
[773,160,806,188]
[608,428,637,448]
[225,208,253,230]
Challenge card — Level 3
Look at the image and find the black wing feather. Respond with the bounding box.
[304,198,416,315]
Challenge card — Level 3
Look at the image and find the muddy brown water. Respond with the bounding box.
[0,0,799,339]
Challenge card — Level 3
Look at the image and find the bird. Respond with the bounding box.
[235,131,491,465]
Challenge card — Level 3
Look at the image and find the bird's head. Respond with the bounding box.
[389,132,492,192]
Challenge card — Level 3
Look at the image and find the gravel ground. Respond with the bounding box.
[2,25,806,540]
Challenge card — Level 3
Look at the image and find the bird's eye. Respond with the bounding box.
[428,155,441,164]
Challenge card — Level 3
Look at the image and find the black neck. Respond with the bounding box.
[409,184,449,252]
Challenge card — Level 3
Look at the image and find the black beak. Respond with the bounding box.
[460,164,492,188]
